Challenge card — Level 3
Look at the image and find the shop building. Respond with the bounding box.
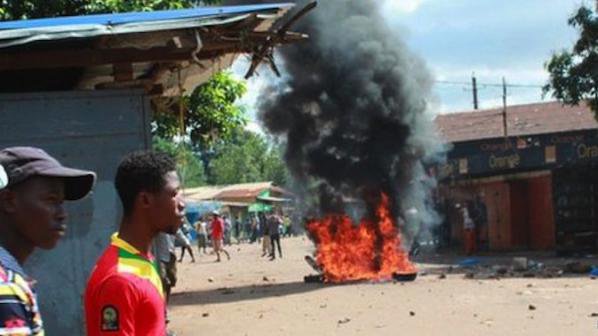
[435,101,598,254]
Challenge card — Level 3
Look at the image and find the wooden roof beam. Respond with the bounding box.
[0,31,308,71]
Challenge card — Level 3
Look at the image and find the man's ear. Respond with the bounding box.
[137,191,154,210]
[0,189,18,213]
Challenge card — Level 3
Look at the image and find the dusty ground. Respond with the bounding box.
[169,236,598,336]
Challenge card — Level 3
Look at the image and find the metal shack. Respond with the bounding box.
[435,101,598,255]
[0,4,300,334]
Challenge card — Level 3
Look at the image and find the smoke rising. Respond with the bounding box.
[255,0,445,237]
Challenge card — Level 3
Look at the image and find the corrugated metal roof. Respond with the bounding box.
[184,182,277,202]
[184,186,224,201]
[434,101,597,143]
[0,3,293,48]
[214,182,274,199]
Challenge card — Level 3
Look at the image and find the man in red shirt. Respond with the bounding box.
[85,151,185,336]
[210,211,229,262]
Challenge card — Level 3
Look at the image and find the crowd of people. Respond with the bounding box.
[180,210,294,263]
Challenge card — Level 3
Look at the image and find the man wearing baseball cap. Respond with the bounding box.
[0,146,96,335]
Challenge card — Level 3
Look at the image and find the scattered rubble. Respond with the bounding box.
[564,262,592,274]
[337,318,351,324]
[455,257,592,280]
[512,258,528,272]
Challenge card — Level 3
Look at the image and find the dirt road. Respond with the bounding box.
[169,236,598,336]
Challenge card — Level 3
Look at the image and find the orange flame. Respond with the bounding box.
[306,193,416,283]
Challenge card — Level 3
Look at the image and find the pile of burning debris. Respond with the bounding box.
[302,194,417,284]
[255,0,440,287]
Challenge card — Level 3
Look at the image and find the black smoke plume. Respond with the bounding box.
[239,0,443,234]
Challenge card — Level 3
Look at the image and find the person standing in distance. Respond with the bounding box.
[0,147,95,335]
[210,211,230,262]
[85,151,185,335]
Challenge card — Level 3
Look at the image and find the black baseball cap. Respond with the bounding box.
[0,147,96,200]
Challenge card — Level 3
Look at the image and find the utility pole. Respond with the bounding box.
[472,73,479,110]
[502,77,508,137]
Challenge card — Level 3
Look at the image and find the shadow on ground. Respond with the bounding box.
[170,281,327,306]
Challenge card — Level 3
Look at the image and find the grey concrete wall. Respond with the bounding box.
[0,90,151,335]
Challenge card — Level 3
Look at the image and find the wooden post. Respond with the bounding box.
[502,77,508,137]
[472,74,479,110]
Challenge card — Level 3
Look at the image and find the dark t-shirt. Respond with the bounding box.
[268,216,282,237]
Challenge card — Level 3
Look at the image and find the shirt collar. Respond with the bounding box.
[0,245,27,277]
[111,233,152,259]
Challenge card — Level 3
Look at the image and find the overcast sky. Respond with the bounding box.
[232,0,586,131]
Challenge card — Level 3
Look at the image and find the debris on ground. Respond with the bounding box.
[337,318,351,324]
[262,276,269,282]
[459,258,480,268]
[305,255,321,272]
[512,257,528,272]
[202,313,209,317]
[409,311,415,316]
[493,265,508,275]
[528,304,536,311]
[450,257,591,280]
[438,273,447,279]
[564,261,592,274]
[207,277,214,283]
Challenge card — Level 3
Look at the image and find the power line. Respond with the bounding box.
[434,80,544,88]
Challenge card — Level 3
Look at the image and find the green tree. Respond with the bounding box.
[544,5,598,116]
[209,130,289,186]
[153,71,248,152]
[153,136,207,188]
[262,146,289,186]
[0,0,221,20]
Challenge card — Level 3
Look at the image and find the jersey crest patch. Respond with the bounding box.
[101,305,119,331]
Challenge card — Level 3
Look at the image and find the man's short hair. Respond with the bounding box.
[115,151,177,215]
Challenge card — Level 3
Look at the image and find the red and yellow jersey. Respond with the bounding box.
[84,233,165,336]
